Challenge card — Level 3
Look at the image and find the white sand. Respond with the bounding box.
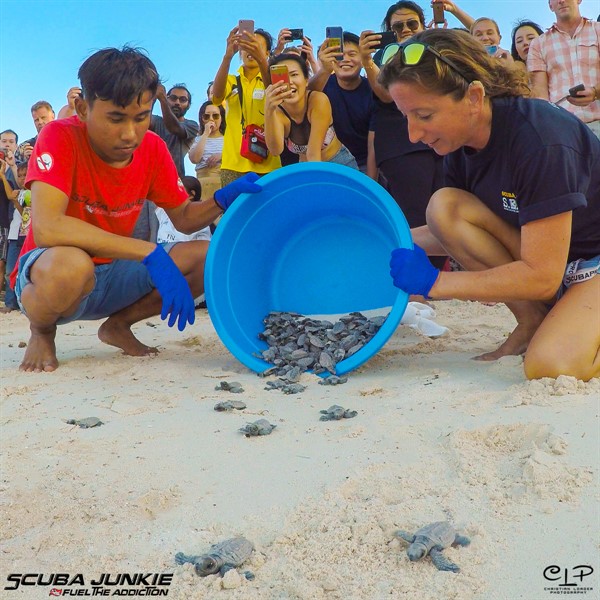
[1,300,598,599]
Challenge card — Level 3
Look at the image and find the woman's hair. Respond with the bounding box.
[378,29,530,99]
[269,53,309,79]
[382,1,426,31]
[510,20,544,62]
[198,100,226,135]
[470,17,501,36]
[78,46,158,107]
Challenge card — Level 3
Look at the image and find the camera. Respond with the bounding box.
[288,28,303,41]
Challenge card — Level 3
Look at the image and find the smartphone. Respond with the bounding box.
[326,26,344,60]
[0,150,5,161]
[569,83,585,97]
[486,45,498,55]
[289,28,304,41]
[432,2,445,25]
[238,19,254,35]
[270,64,290,89]
[374,31,397,50]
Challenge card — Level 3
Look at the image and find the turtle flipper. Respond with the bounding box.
[430,547,460,573]
[175,552,201,565]
[395,530,415,544]
[453,534,471,547]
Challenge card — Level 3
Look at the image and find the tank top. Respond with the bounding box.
[278,91,336,155]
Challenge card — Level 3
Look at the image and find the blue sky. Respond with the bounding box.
[1,0,598,175]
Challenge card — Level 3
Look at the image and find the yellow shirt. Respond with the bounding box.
[216,66,281,174]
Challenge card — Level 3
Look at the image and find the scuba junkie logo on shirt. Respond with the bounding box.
[501,191,518,213]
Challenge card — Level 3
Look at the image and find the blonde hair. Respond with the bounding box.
[379,29,530,100]
[470,17,501,36]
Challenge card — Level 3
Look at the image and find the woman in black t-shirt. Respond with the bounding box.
[379,29,600,382]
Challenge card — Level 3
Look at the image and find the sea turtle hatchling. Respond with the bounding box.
[175,537,255,577]
[395,521,470,573]
[215,381,244,393]
[239,419,276,437]
[64,417,103,429]
[214,400,247,412]
[319,405,357,421]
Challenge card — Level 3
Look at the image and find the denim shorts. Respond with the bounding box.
[15,243,176,325]
[328,145,359,170]
[557,254,600,299]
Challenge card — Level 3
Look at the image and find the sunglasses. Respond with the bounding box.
[381,42,472,84]
[390,19,421,33]
[202,113,221,120]
[167,94,189,103]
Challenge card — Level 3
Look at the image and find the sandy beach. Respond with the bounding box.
[1,300,598,599]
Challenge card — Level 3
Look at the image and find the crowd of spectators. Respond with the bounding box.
[1,0,599,315]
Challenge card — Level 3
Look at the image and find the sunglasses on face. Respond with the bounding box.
[382,41,472,84]
[202,113,221,120]
[390,19,421,33]
[167,94,189,103]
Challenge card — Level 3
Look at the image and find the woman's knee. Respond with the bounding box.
[524,343,597,381]
[426,187,476,230]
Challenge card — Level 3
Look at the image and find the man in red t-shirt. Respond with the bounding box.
[13,46,261,372]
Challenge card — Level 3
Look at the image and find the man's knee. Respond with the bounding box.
[30,247,95,295]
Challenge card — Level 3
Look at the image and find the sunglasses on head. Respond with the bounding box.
[167,94,189,103]
[381,41,472,84]
[202,113,221,120]
[390,19,421,33]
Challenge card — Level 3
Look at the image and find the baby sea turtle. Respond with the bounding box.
[215,381,244,393]
[175,537,255,577]
[318,375,348,386]
[239,419,276,437]
[214,400,247,412]
[64,417,103,429]
[319,405,357,421]
[395,521,470,573]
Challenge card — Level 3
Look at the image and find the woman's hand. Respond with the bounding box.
[204,120,217,136]
[359,31,381,67]
[265,82,292,113]
[205,154,222,168]
[494,47,515,65]
[300,36,318,73]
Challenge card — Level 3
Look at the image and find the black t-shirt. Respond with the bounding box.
[323,76,375,166]
[445,97,600,261]
[0,183,11,228]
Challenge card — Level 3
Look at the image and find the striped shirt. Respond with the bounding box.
[527,17,600,124]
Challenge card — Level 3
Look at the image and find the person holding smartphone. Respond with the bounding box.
[379,29,600,380]
[264,54,358,167]
[470,17,514,64]
[211,23,281,186]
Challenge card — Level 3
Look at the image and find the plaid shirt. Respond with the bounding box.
[527,17,600,124]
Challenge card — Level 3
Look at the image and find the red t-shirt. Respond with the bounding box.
[10,116,188,288]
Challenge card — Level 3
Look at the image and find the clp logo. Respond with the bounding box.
[49,589,63,596]
[544,564,594,586]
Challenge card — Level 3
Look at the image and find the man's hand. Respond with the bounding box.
[390,245,440,298]
[567,85,598,107]
[214,172,262,212]
[238,32,266,63]
[66,86,82,108]
[274,28,292,56]
[225,26,240,59]
[142,245,195,332]
[317,40,341,73]
[19,143,34,160]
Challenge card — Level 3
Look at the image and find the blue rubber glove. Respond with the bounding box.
[390,244,440,298]
[214,172,262,211]
[142,245,195,332]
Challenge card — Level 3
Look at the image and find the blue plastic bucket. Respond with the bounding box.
[205,162,412,375]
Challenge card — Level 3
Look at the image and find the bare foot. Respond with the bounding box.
[0,306,15,313]
[20,326,59,372]
[473,321,544,361]
[98,317,158,356]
